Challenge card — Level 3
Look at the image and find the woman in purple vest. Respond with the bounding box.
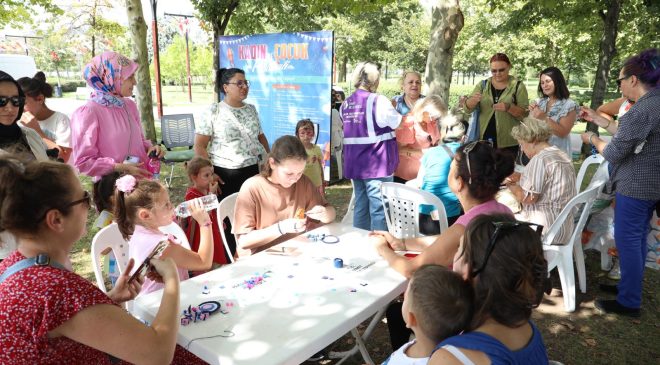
[340,61,402,231]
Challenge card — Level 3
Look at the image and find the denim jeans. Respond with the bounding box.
[614,193,655,308]
[351,176,392,231]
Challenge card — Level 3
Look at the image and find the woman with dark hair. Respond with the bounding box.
[0,70,47,161]
[528,66,577,157]
[372,141,514,350]
[70,51,162,180]
[580,48,660,316]
[429,213,549,364]
[17,72,72,162]
[464,53,528,155]
[194,68,270,196]
[233,135,335,257]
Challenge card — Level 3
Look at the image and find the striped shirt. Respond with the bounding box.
[603,88,660,201]
[519,146,577,244]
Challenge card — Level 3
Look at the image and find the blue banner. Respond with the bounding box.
[219,31,334,180]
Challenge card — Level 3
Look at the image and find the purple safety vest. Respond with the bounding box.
[340,89,398,179]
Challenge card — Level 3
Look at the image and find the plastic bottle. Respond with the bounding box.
[108,255,119,286]
[147,151,161,180]
[175,194,219,218]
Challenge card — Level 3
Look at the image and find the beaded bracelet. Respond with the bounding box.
[277,221,283,235]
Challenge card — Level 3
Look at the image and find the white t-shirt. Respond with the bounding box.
[39,111,71,148]
[383,340,429,365]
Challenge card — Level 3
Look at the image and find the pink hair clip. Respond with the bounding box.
[116,175,137,194]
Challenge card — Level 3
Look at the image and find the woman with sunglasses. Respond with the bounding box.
[506,117,576,244]
[394,94,442,183]
[70,51,163,181]
[372,141,513,350]
[580,48,660,317]
[0,156,206,364]
[429,213,548,364]
[528,67,578,158]
[464,53,528,156]
[0,71,48,161]
[195,68,270,256]
[0,71,49,262]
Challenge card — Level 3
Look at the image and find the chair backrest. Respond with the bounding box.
[381,182,449,239]
[587,160,609,190]
[161,114,195,149]
[90,223,129,293]
[217,193,239,263]
[159,221,191,250]
[543,184,601,247]
[575,154,604,192]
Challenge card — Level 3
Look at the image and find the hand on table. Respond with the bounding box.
[279,218,307,234]
[369,230,405,251]
[107,258,142,303]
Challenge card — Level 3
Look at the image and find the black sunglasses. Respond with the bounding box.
[0,96,25,108]
[470,221,544,277]
[37,191,91,222]
[616,75,632,88]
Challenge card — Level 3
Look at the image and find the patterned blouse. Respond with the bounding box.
[197,101,266,169]
[536,97,578,158]
[519,146,577,244]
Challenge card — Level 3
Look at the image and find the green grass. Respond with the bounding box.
[70,157,659,365]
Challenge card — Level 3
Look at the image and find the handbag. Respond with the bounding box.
[466,79,488,142]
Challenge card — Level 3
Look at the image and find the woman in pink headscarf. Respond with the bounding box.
[70,51,163,181]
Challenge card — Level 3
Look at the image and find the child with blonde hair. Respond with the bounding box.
[295,119,325,196]
[184,156,228,266]
[114,175,214,295]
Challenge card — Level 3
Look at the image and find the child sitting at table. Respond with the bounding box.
[233,135,336,257]
[295,119,325,196]
[183,156,229,268]
[383,265,473,365]
[114,174,214,295]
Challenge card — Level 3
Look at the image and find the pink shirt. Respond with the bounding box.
[70,99,152,179]
[455,199,513,227]
[129,225,189,296]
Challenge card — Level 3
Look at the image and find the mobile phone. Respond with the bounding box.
[128,240,169,283]
[124,155,140,164]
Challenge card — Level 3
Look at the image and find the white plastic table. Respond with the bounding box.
[132,222,408,365]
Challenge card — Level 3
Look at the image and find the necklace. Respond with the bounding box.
[493,88,505,104]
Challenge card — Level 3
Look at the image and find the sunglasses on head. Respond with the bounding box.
[0,96,25,108]
[471,221,543,277]
[462,140,493,185]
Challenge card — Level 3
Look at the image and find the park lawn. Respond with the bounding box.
[70,160,658,365]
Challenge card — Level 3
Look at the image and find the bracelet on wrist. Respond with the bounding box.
[604,120,611,129]
[277,221,283,235]
[589,133,597,145]
[201,220,212,227]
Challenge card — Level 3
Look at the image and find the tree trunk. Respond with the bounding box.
[583,0,622,155]
[424,0,464,104]
[125,0,157,142]
[340,57,347,83]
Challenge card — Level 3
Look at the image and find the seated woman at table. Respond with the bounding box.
[506,117,576,244]
[372,140,514,278]
[233,135,336,257]
[429,214,549,364]
[0,156,204,364]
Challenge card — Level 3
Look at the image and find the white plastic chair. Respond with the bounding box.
[575,154,604,192]
[90,223,129,294]
[217,193,239,263]
[380,182,449,239]
[543,183,602,312]
[159,221,191,250]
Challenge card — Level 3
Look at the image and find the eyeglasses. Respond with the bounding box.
[37,191,91,222]
[226,80,250,88]
[491,68,507,74]
[0,96,25,108]
[462,140,493,185]
[616,75,632,88]
[471,221,543,277]
[298,128,315,136]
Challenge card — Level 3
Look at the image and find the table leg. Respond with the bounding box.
[328,306,387,365]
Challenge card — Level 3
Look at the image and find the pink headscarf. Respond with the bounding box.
[82,51,138,108]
